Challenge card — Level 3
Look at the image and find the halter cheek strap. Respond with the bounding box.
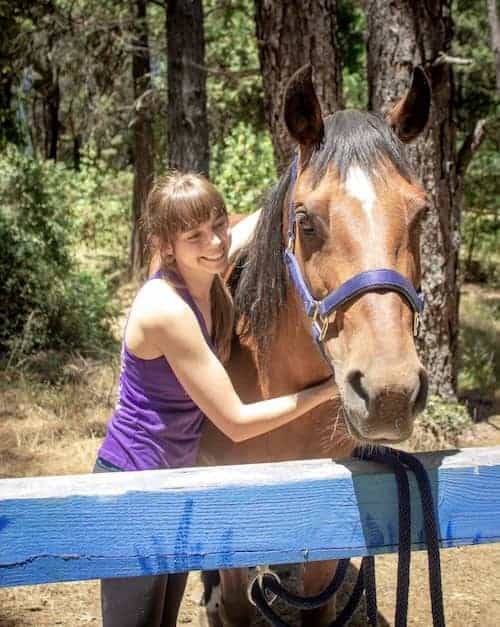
[284,158,424,344]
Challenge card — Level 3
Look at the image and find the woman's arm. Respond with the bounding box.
[228,209,261,259]
[146,298,335,443]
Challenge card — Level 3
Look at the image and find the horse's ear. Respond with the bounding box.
[283,65,324,147]
[386,67,431,143]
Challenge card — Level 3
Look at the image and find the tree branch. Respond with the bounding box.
[457,118,488,181]
[432,51,473,66]
[455,118,488,206]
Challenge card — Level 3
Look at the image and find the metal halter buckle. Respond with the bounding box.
[247,566,281,607]
[312,305,329,342]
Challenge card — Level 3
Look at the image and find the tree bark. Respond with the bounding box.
[130,0,154,276]
[44,74,60,160]
[40,0,60,160]
[0,72,19,148]
[0,8,22,147]
[166,0,209,175]
[367,0,458,398]
[488,0,500,93]
[254,0,343,173]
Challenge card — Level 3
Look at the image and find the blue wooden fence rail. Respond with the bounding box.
[1,446,500,588]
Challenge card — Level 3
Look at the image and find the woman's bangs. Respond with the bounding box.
[171,187,227,234]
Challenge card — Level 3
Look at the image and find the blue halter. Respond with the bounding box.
[283,158,424,344]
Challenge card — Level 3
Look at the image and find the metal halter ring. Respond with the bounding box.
[312,306,329,342]
[247,566,281,607]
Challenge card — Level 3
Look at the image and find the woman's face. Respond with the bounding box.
[169,213,231,277]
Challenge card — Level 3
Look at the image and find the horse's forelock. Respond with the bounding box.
[310,111,413,186]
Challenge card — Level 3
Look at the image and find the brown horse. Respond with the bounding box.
[199,65,431,627]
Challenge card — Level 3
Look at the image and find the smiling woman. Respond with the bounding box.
[93,170,336,627]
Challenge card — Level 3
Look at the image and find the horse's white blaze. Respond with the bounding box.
[345,166,377,226]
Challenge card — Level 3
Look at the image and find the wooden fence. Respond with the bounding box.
[1,446,499,588]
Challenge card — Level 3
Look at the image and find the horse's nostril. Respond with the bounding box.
[413,369,429,415]
[347,370,370,407]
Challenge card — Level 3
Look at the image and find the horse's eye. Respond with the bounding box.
[296,210,315,234]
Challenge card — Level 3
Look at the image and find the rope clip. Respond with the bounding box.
[247,566,281,607]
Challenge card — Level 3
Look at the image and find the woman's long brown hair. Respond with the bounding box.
[141,172,234,363]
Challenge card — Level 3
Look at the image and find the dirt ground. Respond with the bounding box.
[1,282,498,626]
[1,418,500,627]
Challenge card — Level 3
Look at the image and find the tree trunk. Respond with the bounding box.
[130,0,154,276]
[0,10,22,147]
[73,134,82,171]
[254,0,343,173]
[0,72,19,148]
[45,74,60,160]
[488,0,500,93]
[166,0,209,175]
[367,0,458,398]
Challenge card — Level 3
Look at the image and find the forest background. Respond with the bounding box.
[0,0,499,472]
[0,1,499,625]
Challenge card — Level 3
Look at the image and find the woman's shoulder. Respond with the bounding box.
[131,278,195,334]
[124,278,201,359]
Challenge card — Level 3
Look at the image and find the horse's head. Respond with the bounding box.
[283,65,431,443]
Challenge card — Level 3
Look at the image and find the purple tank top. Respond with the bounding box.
[98,270,214,471]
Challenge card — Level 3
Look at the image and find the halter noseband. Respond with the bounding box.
[283,158,424,344]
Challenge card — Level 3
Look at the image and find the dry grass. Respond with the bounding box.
[0,355,119,479]
[0,278,137,481]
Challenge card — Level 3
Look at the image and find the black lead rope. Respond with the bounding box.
[388,449,445,627]
[355,447,412,627]
[249,446,445,627]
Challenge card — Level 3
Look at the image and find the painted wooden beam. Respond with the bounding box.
[1,447,499,588]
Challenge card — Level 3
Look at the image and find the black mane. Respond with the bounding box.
[233,110,412,368]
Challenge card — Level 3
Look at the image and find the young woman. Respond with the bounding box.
[95,172,335,627]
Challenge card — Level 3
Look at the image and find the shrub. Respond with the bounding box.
[411,396,474,450]
[66,147,131,272]
[0,145,117,359]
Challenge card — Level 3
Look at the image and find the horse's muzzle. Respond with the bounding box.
[342,366,428,442]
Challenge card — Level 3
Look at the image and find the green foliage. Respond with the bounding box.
[0,145,118,359]
[460,134,500,285]
[461,213,499,286]
[458,291,499,393]
[205,0,265,144]
[453,0,497,129]
[417,395,473,442]
[337,0,368,109]
[211,122,275,213]
[204,0,276,214]
[66,145,132,272]
[454,0,500,284]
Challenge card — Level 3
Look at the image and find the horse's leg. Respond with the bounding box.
[199,570,222,627]
[160,572,189,627]
[219,567,254,627]
[301,560,339,627]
